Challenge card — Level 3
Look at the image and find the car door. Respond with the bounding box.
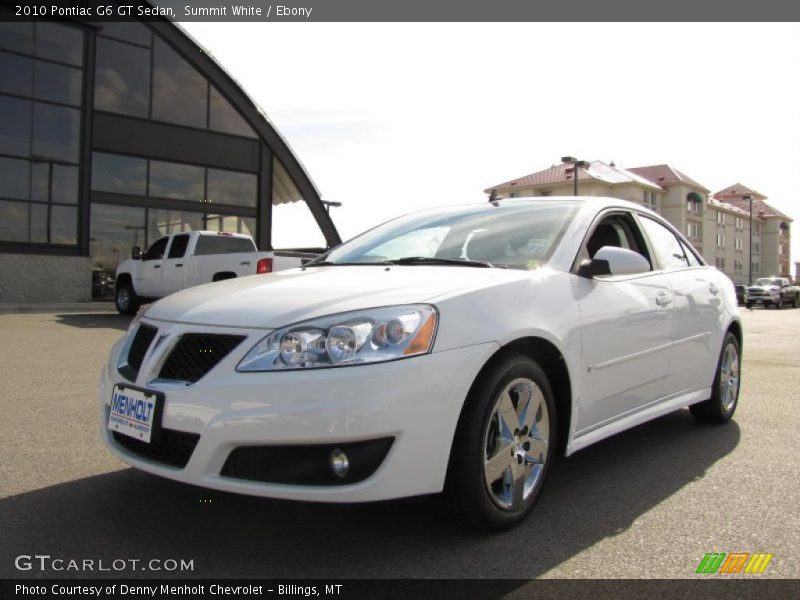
[638,216,722,397]
[135,236,169,297]
[573,211,676,435]
[160,233,190,296]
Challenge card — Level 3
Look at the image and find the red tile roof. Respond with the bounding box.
[484,161,661,193]
[713,182,767,200]
[627,164,710,193]
[486,163,593,192]
[714,198,792,221]
[713,183,791,221]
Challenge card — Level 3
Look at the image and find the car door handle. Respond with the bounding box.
[175,263,183,267]
[153,265,161,269]
[240,261,251,266]
[709,283,719,295]
[656,291,673,306]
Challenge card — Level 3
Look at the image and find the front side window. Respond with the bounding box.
[143,236,168,261]
[639,216,689,270]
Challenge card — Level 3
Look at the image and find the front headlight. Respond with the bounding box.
[237,305,438,372]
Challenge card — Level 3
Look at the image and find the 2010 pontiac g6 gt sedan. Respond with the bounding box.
[100,197,742,530]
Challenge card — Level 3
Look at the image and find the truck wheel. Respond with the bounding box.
[115,280,141,316]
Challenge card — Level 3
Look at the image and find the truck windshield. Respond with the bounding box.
[194,235,256,255]
[316,201,578,270]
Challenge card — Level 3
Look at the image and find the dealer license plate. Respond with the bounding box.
[108,385,161,443]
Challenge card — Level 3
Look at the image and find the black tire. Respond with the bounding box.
[115,279,141,316]
[791,295,798,309]
[439,352,557,531]
[690,332,740,424]
[745,302,753,309]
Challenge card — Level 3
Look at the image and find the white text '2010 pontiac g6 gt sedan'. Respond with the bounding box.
[100,197,742,530]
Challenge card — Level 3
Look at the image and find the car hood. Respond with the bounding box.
[143,265,532,328]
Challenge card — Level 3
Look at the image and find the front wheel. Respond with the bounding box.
[690,332,740,424]
[115,280,141,316]
[440,352,556,530]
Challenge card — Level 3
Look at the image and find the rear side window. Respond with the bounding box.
[640,217,689,270]
[194,235,255,256]
[167,234,190,258]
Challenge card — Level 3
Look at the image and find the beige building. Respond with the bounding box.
[485,162,789,285]
[712,184,793,280]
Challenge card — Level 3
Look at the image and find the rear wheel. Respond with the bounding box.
[115,280,140,316]
[440,353,556,530]
[690,332,740,424]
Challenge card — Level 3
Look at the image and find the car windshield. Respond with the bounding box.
[316,201,578,270]
[754,278,779,286]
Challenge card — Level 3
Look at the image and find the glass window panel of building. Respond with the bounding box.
[204,214,256,238]
[34,61,82,106]
[94,25,256,139]
[91,152,147,196]
[147,208,204,240]
[207,168,257,207]
[98,22,152,47]
[0,51,33,96]
[0,200,29,242]
[271,157,327,250]
[90,203,147,273]
[0,21,84,247]
[152,37,208,128]
[149,160,205,201]
[209,87,256,138]
[94,36,151,118]
[32,103,81,163]
[34,22,84,67]
[0,21,34,54]
[0,157,30,200]
[0,96,31,156]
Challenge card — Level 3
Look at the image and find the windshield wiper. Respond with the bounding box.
[389,256,494,268]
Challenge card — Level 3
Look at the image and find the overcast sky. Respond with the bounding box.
[183,22,800,263]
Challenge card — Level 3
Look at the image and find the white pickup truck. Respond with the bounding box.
[114,231,309,314]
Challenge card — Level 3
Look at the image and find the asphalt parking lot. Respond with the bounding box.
[0,307,798,580]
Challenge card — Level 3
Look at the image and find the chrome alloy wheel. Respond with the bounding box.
[719,342,740,411]
[482,377,550,511]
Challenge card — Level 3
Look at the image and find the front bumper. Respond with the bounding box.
[100,318,498,502]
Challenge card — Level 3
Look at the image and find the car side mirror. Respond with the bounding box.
[131,246,142,260]
[579,246,651,278]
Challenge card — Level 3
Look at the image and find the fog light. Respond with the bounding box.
[330,448,349,478]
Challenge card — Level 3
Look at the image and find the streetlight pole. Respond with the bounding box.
[744,194,753,285]
[561,156,590,196]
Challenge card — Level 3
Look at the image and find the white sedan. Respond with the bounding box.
[99,197,742,530]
